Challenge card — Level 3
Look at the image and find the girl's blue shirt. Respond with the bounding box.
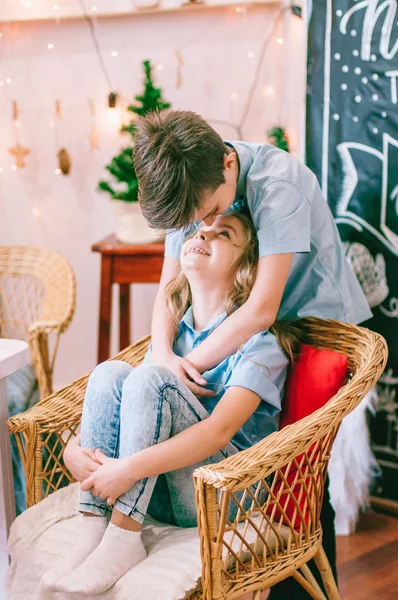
[144,307,288,451]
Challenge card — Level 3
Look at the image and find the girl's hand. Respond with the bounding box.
[80,450,136,506]
[63,437,101,483]
[157,351,215,397]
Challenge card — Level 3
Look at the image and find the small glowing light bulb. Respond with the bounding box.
[14,120,21,128]
[230,92,238,100]
[277,38,284,45]
[11,164,17,171]
[111,50,118,57]
[107,108,122,127]
[91,5,98,11]
[48,43,54,50]
[0,33,3,38]
[247,51,254,58]
[235,6,243,12]
[156,64,163,71]
[0,167,3,174]
[49,121,55,128]
[6,77,12,84]
[53,4,59,10]
[263,85,275,97]
[32,206,41,218]
[55,168,61,175]
[0,81,4,87]
[25,1,32,7]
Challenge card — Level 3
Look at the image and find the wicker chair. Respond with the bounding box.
[7,318,387,600]
[0,245,76,399]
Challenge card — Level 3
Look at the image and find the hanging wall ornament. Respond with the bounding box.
[57,148,72,175]
[55,99,72,175]
[8,100,31,169]
[88,98,100,150]
[175,49,184,89]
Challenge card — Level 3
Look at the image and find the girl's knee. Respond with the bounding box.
[122,364,175,397]
[88,360,133,389]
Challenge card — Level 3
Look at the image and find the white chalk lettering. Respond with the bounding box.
[386,70,398,103]
[340,0,398,61]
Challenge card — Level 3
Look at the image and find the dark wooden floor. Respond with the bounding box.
[336,510,398,600]
[238,510,398,600]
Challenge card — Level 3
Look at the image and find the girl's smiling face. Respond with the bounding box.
[181,214,247,280]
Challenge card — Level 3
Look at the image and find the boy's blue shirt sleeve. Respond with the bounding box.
[250,179,311,257]
[224,331,288,414]
[165,228,184,259]
[164,223,197,259]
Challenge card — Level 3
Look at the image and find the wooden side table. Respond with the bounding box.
[92,234,165,364]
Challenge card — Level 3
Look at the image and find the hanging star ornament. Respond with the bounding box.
[8,143,31,169]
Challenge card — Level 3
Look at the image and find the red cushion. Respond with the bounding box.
[268,344,348,530]
[280,344,348,428]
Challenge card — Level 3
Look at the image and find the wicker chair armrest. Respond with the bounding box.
[8,335,152,437]
[195,328,388,493]
[7,371,88,436]
[194,385,371,493]
[29,320,63,335]
[194,424,304,493]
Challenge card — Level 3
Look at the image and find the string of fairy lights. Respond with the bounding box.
[0,1,302,177]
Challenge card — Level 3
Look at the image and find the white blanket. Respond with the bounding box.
[6,482,290,600]
[6,483,202,600]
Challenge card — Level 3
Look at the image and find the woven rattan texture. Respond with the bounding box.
[8,318,387,600]
[0,245,76,399]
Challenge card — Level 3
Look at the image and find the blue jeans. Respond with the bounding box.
[78,361,240,527]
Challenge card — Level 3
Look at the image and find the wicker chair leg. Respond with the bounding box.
[300,564,328,600]
[314,546,341,600]
[252,591,261,600]
[292,570,324,600]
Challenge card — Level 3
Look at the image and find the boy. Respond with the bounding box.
[133,109,371,598]
[133,110,371,393]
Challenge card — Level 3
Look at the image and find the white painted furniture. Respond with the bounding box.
[0,339,30,593]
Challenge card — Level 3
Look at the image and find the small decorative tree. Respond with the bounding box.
[98,60,171,202]
[268,126,290,153]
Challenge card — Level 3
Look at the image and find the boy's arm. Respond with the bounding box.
[185,253,293,372]
[150,257,180,360]
[151,257,215,397]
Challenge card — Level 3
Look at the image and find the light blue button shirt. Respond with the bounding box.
[144,307,288,451]
[165,142,372,325]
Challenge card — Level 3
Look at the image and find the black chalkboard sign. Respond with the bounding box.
[305,0,398,504]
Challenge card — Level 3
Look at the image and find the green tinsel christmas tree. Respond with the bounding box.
[98,60,171,202]
[268,126,290,153]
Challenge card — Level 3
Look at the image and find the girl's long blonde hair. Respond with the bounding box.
[165,210,299,362]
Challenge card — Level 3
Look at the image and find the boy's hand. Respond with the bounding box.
[157,351,215,397]
[80,450,136,506]
[63,436,102,483]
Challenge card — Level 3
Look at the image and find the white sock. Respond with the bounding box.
[41,514,108,589]
[54,522,147,595]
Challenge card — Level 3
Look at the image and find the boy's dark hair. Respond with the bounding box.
[133,110,227,229]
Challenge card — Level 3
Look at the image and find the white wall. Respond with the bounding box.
[0,4,306,388]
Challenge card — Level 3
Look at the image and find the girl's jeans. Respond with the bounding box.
[79,361,240,527]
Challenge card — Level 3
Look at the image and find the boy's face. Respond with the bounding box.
[195,151,238,226]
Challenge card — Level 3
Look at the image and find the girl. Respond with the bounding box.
[43,211,294,596]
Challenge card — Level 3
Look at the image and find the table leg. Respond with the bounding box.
[119,284,131,352]
[98,256,113,364]
[0,378,16,577]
